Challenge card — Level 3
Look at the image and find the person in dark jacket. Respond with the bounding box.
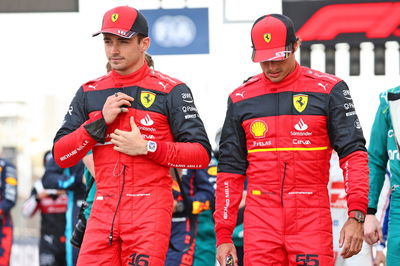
[22,151,68,266]
[0,157,17,265]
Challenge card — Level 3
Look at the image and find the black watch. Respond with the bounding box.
[175,201,185,213]
[348,210,365,223]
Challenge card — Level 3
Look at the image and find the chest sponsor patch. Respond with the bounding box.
[207,166,217,176]
[293,94,308,113]
[140,91,156,108]
[250,120,268,138]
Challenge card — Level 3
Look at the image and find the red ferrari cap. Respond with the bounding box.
[93,6,148,38]
[251,14,297,62]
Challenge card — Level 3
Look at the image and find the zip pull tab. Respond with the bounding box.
[112,159,124,177]
[109,232,113,246]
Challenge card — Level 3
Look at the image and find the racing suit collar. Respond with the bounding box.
[262,61,301,88]
[110,61,150,85]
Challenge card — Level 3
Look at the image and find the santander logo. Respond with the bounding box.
[140,114,154,126]
[294,119,308,131]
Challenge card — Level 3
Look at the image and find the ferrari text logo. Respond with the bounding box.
[111,13,119,22]
[264,33,272,43]
[140,91,156,108]
[293,94,308,113]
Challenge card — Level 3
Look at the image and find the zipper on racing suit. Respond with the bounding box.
[107,86,137,245]
[280,162,287,207]
[108,161,126,245]
[276,89,288,208]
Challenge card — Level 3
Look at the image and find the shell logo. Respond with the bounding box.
[250,120,268,138]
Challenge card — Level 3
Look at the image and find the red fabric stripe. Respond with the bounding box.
[339,150,369,214]
[147,141,210,169]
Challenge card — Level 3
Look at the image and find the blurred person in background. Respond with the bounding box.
[214,13,369,266]
[365,85,400,266]
[52,5,210,265]
[22,151,68,266]
[165,167,214,266]
[41,154,85,266]
[192,155,217,266]
[193,129,247,266]
[0,157,17,266]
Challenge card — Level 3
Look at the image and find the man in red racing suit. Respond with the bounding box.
[214,14,369,266]
[52,6,211,265]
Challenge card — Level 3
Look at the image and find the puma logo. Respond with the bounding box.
[317,83,327,91]
[159,82,167,90]
[236,91,245,98]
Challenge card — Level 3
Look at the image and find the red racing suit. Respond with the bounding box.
[53,62,211,265]
[214,63,369,266]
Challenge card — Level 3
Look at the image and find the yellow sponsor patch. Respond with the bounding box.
[293,94,308,113]
[250,120,268,138]
[192,200,210,214]
[207,166,217,176]
[252,190,261,196]
[5,177,17,186]
[172,180,180,192]
[140,91,156,108]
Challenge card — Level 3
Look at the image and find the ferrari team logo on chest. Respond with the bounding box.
[293,94,308,113]
[140,91,156,108]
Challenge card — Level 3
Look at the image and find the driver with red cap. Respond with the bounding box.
[214,14,369,266]
[52,5,211,265]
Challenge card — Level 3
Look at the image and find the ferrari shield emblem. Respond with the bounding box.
[140,91,156,108]
[293,94,308,113]
[263,33,272,43]
[111,13,119,22]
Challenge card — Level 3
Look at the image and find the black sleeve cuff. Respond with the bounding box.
[367,208,377,215]
[84,118,107,143]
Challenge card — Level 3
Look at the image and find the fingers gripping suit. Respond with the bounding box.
[0,158,17,266]
[52,62,211,265]
[214,64,369,265]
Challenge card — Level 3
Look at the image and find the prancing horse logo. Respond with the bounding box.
[111,14,119,22]
[293,94,308,113]
[140,91,156,108]
[264,33,272,43]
